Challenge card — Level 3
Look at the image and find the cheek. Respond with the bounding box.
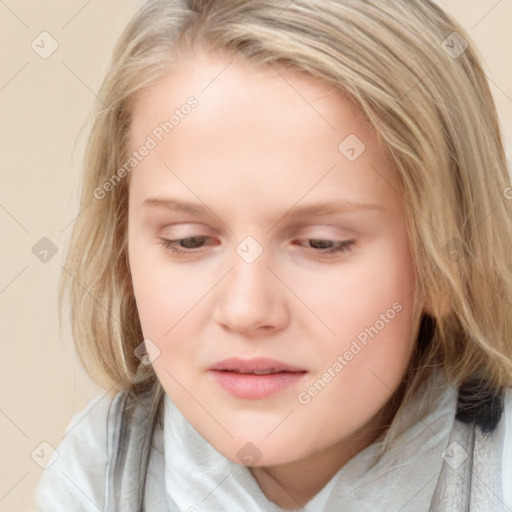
[342,246,416,385]
[304,238,416,344]
[304,236,417,396]
[128,236,206,338]
[129,263,202,386]
[295,284,416,452]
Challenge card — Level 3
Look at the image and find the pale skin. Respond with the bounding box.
[127,50,420,508]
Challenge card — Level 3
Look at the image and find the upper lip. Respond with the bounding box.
[209,357,306,373]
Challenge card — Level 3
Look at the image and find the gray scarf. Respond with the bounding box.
[103,370,505,511]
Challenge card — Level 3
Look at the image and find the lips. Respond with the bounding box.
[209,357,306,374]
[209,358,307,399]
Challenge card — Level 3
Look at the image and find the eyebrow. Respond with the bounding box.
[142,197,383,219]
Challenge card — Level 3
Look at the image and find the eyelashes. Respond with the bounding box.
[300,239,354,254]
[160,236,210,256]
[159,236,355,258]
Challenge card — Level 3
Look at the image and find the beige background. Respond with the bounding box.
[0,1,510,510]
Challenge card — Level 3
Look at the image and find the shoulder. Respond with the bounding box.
[503,388,512,509]
[32,390,121,512]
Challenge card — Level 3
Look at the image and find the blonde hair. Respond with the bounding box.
[62,0,512,405]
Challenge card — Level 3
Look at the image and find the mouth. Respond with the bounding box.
[210,357,306,373]
[209,357,307,399]
[223,369,290,375]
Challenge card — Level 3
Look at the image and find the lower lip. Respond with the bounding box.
[210,370,306,399]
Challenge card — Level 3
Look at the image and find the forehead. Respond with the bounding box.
[130,51,370,145]
[128,51,400,216]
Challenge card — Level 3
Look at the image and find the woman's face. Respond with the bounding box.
[127,51,418,471]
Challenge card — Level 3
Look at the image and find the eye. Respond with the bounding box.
[298,238,355,255]
[159,236,355,258]
[160,235,210,256]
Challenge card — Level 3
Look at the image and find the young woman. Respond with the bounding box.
[34,0,512,510]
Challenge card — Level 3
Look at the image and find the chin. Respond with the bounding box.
[209,434,307,468]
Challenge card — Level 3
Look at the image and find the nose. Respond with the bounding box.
[212,250,290,336]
